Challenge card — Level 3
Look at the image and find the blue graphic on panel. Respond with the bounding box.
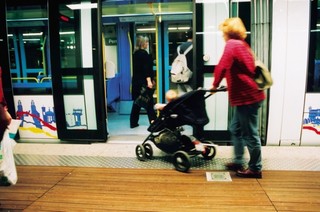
[31,100,42,129]
[42,106,55,124]
[304,107,320,125]
[66,108,86,128]
[16,99,56,129]
[72,109,83,127]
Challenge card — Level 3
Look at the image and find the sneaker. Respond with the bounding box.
[236,169,262,179]
[225,162,244,171]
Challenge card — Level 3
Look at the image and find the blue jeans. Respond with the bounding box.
[229,101,263,171]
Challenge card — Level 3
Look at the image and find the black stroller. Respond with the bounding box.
[135,87,226,172]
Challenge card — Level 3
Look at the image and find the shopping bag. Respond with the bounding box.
[134,86,154,109]
[254,60,273,90]
[0,130,17,185]
[0,119,21,186]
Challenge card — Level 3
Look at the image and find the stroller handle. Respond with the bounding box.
[203,85,227,93]
[203,86,227,99]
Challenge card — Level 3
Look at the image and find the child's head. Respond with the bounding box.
[165,90,178,102]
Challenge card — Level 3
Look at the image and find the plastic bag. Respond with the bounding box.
[0,130,17,185]
[0,119,21,186]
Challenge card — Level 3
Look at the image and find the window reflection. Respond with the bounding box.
[60,29,77,68]
[23,32,44,69]
[6,3,51,90]
[308,0,320,92]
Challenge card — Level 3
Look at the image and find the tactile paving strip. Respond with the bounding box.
[14,154,320,171]
[14,154,231,170]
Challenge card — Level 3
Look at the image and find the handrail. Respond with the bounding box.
[12,77,39,83]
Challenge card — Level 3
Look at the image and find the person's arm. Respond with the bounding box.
[145,53,154,89]
[212,40,234,89]
[0,66,11,139]
[0,66,7,106]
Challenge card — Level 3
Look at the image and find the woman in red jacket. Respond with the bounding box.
[212,18,265,178]
[0,66,12,141]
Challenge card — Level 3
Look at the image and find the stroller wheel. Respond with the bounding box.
[143,143,153,159]
[201,141,216,160]
[135,144,146,161]
[173,151,191,173]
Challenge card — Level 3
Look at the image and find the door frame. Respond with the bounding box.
[49,0,107,141]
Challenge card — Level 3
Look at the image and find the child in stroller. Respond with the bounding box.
[135,87,226,172]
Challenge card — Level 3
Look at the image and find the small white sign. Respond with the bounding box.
[206,172,232,182]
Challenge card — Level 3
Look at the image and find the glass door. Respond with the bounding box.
[49,0,107,141]
[6,0,57,140]
[194,0,231,141]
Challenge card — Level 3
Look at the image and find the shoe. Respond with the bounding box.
[225,162,244,171]
[236,169,262,179]
[0,176,11,186]
[130,123,139,128]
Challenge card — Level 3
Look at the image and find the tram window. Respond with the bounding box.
[8,37,17,70]
[62,75,83,94]
[24,37,44,69]
[60,29,77,68]
[168,22,192,65]
[231,0,251,45]
[307,0,320,92]
[7,2,52,93]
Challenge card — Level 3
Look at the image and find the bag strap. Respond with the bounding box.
[176,44,193,55]
[183,44,193,55]
[177,46,181,55]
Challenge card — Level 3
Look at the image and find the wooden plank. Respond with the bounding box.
[1,166,320,211]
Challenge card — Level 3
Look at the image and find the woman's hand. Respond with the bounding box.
[146,77,153,89]
[210,86,217,94]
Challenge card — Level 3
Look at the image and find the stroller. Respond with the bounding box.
[135,87,227,172]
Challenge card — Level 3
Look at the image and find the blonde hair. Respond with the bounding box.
[219,17,247,40]
[135,35,149,51]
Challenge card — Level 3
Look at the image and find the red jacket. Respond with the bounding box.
[0,66,6,106]
[213,39,265,106]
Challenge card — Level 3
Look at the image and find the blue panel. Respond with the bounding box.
[117,23,132,100]
[12,82,52,89]
[163,22,170,102]
[157,23,164,102]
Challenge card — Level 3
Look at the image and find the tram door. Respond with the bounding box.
[6,0,107,142]
[135,21,192,103]
[49,0,107,141]
[194,1,231,141]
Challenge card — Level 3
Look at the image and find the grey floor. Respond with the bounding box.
[13,112,320,171]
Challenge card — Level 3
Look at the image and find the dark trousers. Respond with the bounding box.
[130,85,157,126]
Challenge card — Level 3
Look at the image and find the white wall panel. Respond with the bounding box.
[267,0,288,145]
[84,75,97,130]
[267,0,309,145]
[204,75,228,130]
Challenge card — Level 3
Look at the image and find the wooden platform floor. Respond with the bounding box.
[1,166,320,211]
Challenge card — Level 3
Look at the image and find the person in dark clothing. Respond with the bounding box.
[0,66,12,141]
[130,36,157,128]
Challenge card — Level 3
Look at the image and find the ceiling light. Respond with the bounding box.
[66,3,97,10]
[23,32,43,36]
